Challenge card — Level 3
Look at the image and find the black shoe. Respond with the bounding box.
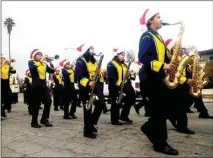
[7,109,11,113]
[2,113,7,117]
[92,126,98,133]
[63,116,72,120]
[140,125,154,144]
[54,108,59,111]
[199,112,213,119]
[177,127,195,134]
[31,123,41,128]
[153,144,179,155]
[28,112,32,115]
[84,133,96,139]
[187,109,194,113]
[60,106,64,110]
[103,109,110,114]
[120,117,133,124]
[169,119,177,129]
[69,113,77,119]
[145,112,151,117]
[134,106,140,115]
[40,120,53,127]
[112,121,123,126]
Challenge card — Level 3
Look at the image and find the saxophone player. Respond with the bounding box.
[28,49,55,128]
[107,48,134,125]
[138,9,178,155]
[75,44,104,139]
[61,59,77,119]
[164,39,196,134]
[1,56,16,120]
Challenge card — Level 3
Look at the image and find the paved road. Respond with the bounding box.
[1,95,213,157]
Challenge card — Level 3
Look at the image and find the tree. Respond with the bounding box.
[4,17,16,60]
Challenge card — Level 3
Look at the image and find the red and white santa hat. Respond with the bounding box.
[59,59,70,67]
[140,9,159,31]
[112,48,126,55]
[30,49,42,59]
[25,69,30,76]
[165,39,176,51]
[55,66,61,71]
[76,44,93,54]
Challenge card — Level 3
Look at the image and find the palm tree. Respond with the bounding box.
[4,17,16,60]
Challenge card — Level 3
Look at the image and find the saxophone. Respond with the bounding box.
[189,53,207,97]
[163,22,187,89]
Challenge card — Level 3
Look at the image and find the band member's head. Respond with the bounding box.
[113,48,126,62]
[30,49,43,61]
[55,67,61,75]
[140,9,161,30]
[60,59,70,69]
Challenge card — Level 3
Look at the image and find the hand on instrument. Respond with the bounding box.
[163,63,176,74]
[89,81,96,88]
[41,55,48,62]
[187,79,197,87]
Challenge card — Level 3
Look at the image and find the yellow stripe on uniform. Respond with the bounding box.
[34,61,46,80]
[1,64,10,79]
[80,78,89,87]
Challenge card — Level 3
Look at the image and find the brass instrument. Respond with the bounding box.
[45,55,60,62]
[163,21,185,89]
[116,49,135,104]
[86,52,104,111]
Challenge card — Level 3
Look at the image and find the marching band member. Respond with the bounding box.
[1,56,16,119]
[75,44,104,139]
[24,69,33,115]
[107,48,134,125]
[164,39,196,134]
[61,59,77,119]
[52,66,63,111]
[28,49,55,128]
[138,9,179,155]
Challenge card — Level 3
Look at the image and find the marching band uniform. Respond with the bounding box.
[1,56,16,118]
[138,9,179,155]
[24,69,33,115]
[75,44,104,139]
[28,49,55,128]
[107,49,134,125]
[52,67,63,111]
[61,59,77,119]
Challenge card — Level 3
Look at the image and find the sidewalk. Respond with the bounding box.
[1,96,213,157]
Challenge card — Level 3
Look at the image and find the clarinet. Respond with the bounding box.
[116,61,132,104]
[85,53,104,110]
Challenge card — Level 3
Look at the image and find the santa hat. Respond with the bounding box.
[113,48,126,55]
[76,44,92,54]
[55,66,61,71]
[25,69,30,75]
[165,39,176,51]
[140,9,159,31]
[136,61,142,65]
[30,49,42,59]
[59,59,70,67]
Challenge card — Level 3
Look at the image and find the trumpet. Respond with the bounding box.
[43,55,60,62]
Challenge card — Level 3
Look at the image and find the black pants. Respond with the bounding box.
[80,86,104,134]
[63,86,77,117]
[193,96,208,113]
[26,88,32,114]
[1,80,10,116]
[120,84,135,119]
[140,76,171,147]
[31,85,52,124]
[53,85,62,109]
[23,90,27,103]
